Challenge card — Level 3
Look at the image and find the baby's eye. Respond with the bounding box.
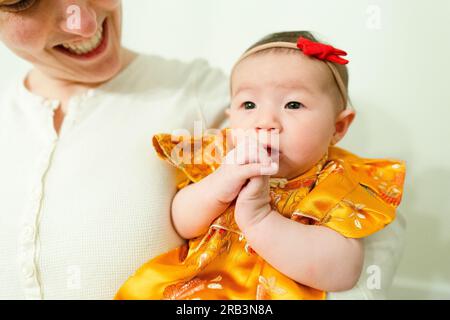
[285,101,305,110]
[242,101,257,110]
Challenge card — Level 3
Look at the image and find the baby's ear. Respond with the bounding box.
[332,109,356,145]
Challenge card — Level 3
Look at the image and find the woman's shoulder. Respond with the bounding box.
[0,76,23,117]
[109,53,228,95]
[0,72,22,98]
[137,53,224,79]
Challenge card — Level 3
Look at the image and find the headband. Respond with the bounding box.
[232,37,349,109]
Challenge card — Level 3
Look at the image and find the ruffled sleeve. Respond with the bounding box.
[294,147,406,238]
[152,129,230,189]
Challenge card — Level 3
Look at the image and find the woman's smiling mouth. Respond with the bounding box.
[54,19,108,60]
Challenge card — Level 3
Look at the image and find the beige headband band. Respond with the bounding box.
[231,41,349,109]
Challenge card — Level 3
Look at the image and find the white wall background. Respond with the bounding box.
[1,0,449,299]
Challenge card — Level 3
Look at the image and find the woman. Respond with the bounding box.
[0,0,405,300]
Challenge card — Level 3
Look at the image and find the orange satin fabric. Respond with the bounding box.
[115,130,406,300]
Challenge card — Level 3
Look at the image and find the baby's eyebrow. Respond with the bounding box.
[232,81,317,97]
[232,86,254,97]
[272,82,314,93]
[233,82,313,97]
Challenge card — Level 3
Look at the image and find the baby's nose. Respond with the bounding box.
[256,126,278,131]
[255,120,282,132]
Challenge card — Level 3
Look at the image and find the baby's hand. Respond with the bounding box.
[209,135,278,206]
[234,173,274,233]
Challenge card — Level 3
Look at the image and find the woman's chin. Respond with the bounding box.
[48,62,120,86]
[50,46,124,85]
[49,17,125,84]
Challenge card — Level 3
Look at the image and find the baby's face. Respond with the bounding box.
[229,51,343,179]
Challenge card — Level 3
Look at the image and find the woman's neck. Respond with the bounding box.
[24,48,137,105]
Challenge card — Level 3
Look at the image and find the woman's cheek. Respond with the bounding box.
[1,16,46,51]
[94,0,122,11]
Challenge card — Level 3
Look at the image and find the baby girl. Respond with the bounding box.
[115,31,406,300]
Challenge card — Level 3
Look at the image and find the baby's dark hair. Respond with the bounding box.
[245,31,349,93]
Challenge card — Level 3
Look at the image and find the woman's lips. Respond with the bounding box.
[53,19,109,60]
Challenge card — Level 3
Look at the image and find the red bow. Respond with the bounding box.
[297,37,349,65]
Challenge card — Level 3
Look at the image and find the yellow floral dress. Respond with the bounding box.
[115,129,406,300]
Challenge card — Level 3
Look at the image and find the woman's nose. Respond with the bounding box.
[59,2,98,38]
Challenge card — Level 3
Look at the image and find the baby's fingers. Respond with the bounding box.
[224,135,272,166]
[238,175,270,201]
[235,162,278,181]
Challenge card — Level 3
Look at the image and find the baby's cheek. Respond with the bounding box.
[288,139,315,161]
[229,115,250,131]
[285,130,328,163]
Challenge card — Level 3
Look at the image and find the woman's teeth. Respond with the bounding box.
[60,25,103,55]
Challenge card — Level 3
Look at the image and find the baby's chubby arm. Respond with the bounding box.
[171,140,278,240]
[235,173,364,292]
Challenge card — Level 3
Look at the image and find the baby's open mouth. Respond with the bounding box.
[264,145,281,158]
[54,19,108,59]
